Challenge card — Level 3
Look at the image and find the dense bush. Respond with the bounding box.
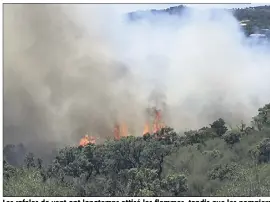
[223,130,241,146]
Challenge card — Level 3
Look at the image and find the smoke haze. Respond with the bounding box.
[4,4,270,155]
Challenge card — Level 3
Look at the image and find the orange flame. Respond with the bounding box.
[79,134,96,146]
[143,123,150,135]
[79,108,165,145]
[152,109,165,133]
[143,108,165,135]
[114,124,120,140]
[114,123,128,140]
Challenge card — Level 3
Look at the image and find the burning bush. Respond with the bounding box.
[78,107,167,147]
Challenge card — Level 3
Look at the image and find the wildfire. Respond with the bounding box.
[143,123,150,135]
[79,107,165,146]
[114,123,128,140]
[79,134,96,146]
[143,109,165,135]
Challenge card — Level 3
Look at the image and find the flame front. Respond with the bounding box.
[114,123,128,140]
[144,109,165,135]
[79,107,165,145]
[152,110,165,133]
[143,123,150,135]
[79,134,96,146]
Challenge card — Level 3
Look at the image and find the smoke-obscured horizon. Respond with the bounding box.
[4,4,270,157]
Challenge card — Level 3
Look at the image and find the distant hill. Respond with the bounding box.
[128,5,270,36]
[233,6,270,35]
[128,5,186,21]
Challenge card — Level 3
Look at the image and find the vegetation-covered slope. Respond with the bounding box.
[4,103,270,196]
[129,5,270,36]
[233,6,270,29]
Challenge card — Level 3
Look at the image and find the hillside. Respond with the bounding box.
[4,103,270,196]
[128,5,270,36]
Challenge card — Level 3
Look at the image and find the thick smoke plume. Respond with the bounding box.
[4,4,270,155]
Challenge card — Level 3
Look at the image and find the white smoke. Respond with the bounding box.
[4,4,270,153]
